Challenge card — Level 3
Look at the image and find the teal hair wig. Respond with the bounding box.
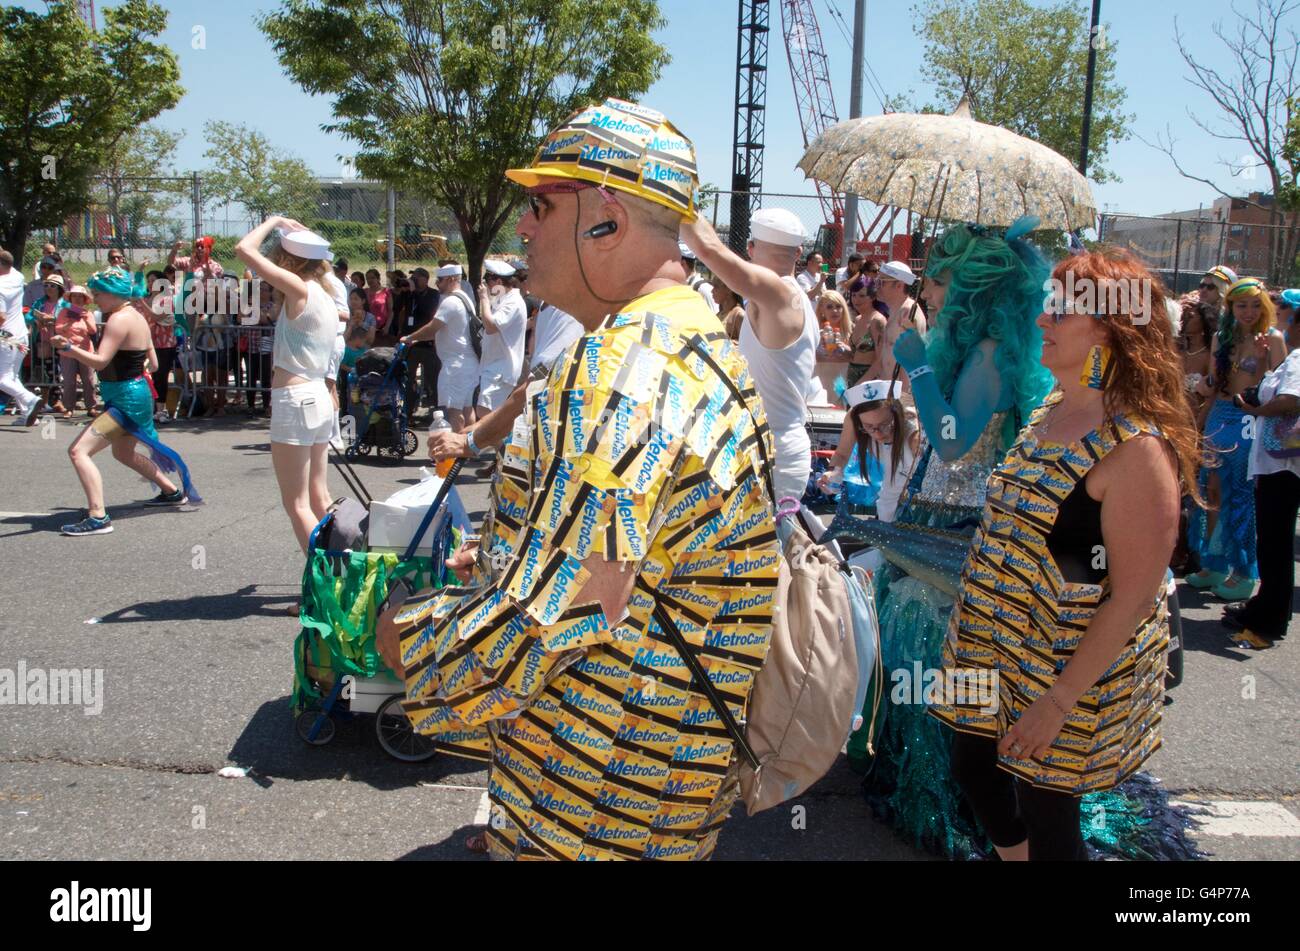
[923,220,1056,447]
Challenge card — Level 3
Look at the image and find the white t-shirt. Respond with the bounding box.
[872,436,919,522]
[324,272,350,335]
[0,268,25,338]
[480,288,527,385]
[434,289,477,371]
[531,303,584,371]
[1249,348,1300,479]
[740,274,819,500]
[795,269,822,294]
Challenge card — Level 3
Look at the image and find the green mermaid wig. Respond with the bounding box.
[923,218,1056,447]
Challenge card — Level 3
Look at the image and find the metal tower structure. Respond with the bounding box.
[781,1,842,228]
[77,0,97,29]
[730,1,770,254]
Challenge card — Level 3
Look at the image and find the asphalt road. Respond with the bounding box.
[1,412,1296,860]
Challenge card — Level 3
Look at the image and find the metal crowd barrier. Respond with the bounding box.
[12,320,280,418]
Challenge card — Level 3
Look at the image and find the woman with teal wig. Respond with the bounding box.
[828,218,1054,857]
[50,267,200,536]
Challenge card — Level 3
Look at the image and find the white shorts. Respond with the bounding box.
[271,380,334,446]
[477,373,513,412]
[439,361,479,410]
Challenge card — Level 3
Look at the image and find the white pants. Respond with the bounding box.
[477,372,513,412]
[0,346,41,414]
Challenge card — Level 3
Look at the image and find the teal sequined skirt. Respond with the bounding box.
[100,377,156,442]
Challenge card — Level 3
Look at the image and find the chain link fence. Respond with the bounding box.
[22,175,525,283]
[703,190,934,274]
[1099,212,1300,295]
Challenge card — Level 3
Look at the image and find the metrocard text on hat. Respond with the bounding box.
[279,229,332,261]
[750,208,807,247]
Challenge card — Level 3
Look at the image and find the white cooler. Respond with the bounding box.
[367,469,472,557]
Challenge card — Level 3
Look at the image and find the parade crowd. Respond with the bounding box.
[3,93,1297,863]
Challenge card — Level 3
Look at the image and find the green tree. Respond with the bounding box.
[260,0,670,283]
[0,0,182,264]
[910,0,1131,183]
[95,124,186,250]
[202,120,320,224]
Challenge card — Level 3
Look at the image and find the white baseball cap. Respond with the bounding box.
[844,379,903,407]
[879,261,917,286]
[750,208,807,247]
[484,259,516,277]
[279,229,333,261]
[435,264,463,278]
[678,241,696,260]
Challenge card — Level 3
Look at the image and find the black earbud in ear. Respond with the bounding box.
[582,221,618,239]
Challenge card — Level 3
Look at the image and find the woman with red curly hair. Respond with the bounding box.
[930,249,1202,860]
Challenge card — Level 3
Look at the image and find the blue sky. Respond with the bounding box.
[35,0,1294,218]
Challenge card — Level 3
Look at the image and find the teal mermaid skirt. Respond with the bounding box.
[99,376,202,503]
[835,506,1203,861]
[100,377,157,441]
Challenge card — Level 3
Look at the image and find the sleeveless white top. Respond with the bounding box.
[740,274,819,500]
[273,280,338,381]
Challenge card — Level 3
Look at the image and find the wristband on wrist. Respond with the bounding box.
[466,429,484,456]
[906,364,933,381]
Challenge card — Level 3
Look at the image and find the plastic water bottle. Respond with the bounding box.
[427,410,455,478]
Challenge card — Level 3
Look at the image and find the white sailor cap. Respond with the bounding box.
[750,208,807,247]
[278,229,332,261]
[844,379,903,407]
[435,263,463,278]
[879,261,917,286]
[483,259,516,277]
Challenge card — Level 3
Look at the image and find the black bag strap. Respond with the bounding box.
[639,332,774,772]
[681,333,777,508]
[651,599,760,770]
[400,459,465,562]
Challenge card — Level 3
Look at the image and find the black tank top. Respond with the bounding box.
[99,348,148,383]
[1045,476,1105,585]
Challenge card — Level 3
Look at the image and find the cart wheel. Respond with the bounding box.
[375,695,438,762]
[401,428,419,456]
[295,707,336,746]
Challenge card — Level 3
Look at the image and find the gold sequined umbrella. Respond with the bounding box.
[797,98,1096,231]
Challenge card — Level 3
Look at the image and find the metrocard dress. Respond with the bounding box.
[929,392,1170,793]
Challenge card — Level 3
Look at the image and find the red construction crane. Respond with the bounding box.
[780,2,841,228]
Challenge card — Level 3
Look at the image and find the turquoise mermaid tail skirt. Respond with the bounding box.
[1189,399,1257,579]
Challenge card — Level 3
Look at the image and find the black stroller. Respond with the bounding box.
[344,344,419,461]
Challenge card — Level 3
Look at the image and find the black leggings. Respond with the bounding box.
[949,731,1088,861]
[152,347,176,406]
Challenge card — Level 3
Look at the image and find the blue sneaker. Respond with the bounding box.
[61,514,113,536]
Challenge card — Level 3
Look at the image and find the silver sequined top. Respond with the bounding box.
[908,410,1013,522]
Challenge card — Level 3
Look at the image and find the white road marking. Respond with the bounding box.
[0,512,48,518]
[472,791,492,826]
[1174,800,1300,837]
[417,781,489,793]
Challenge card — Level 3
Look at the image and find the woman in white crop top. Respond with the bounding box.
[235,217,340,553]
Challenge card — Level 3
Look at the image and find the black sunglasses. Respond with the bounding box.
[1199,282,1216,290]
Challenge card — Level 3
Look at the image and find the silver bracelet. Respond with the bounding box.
[907,364,933,382]
[1045,689,1070,716]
